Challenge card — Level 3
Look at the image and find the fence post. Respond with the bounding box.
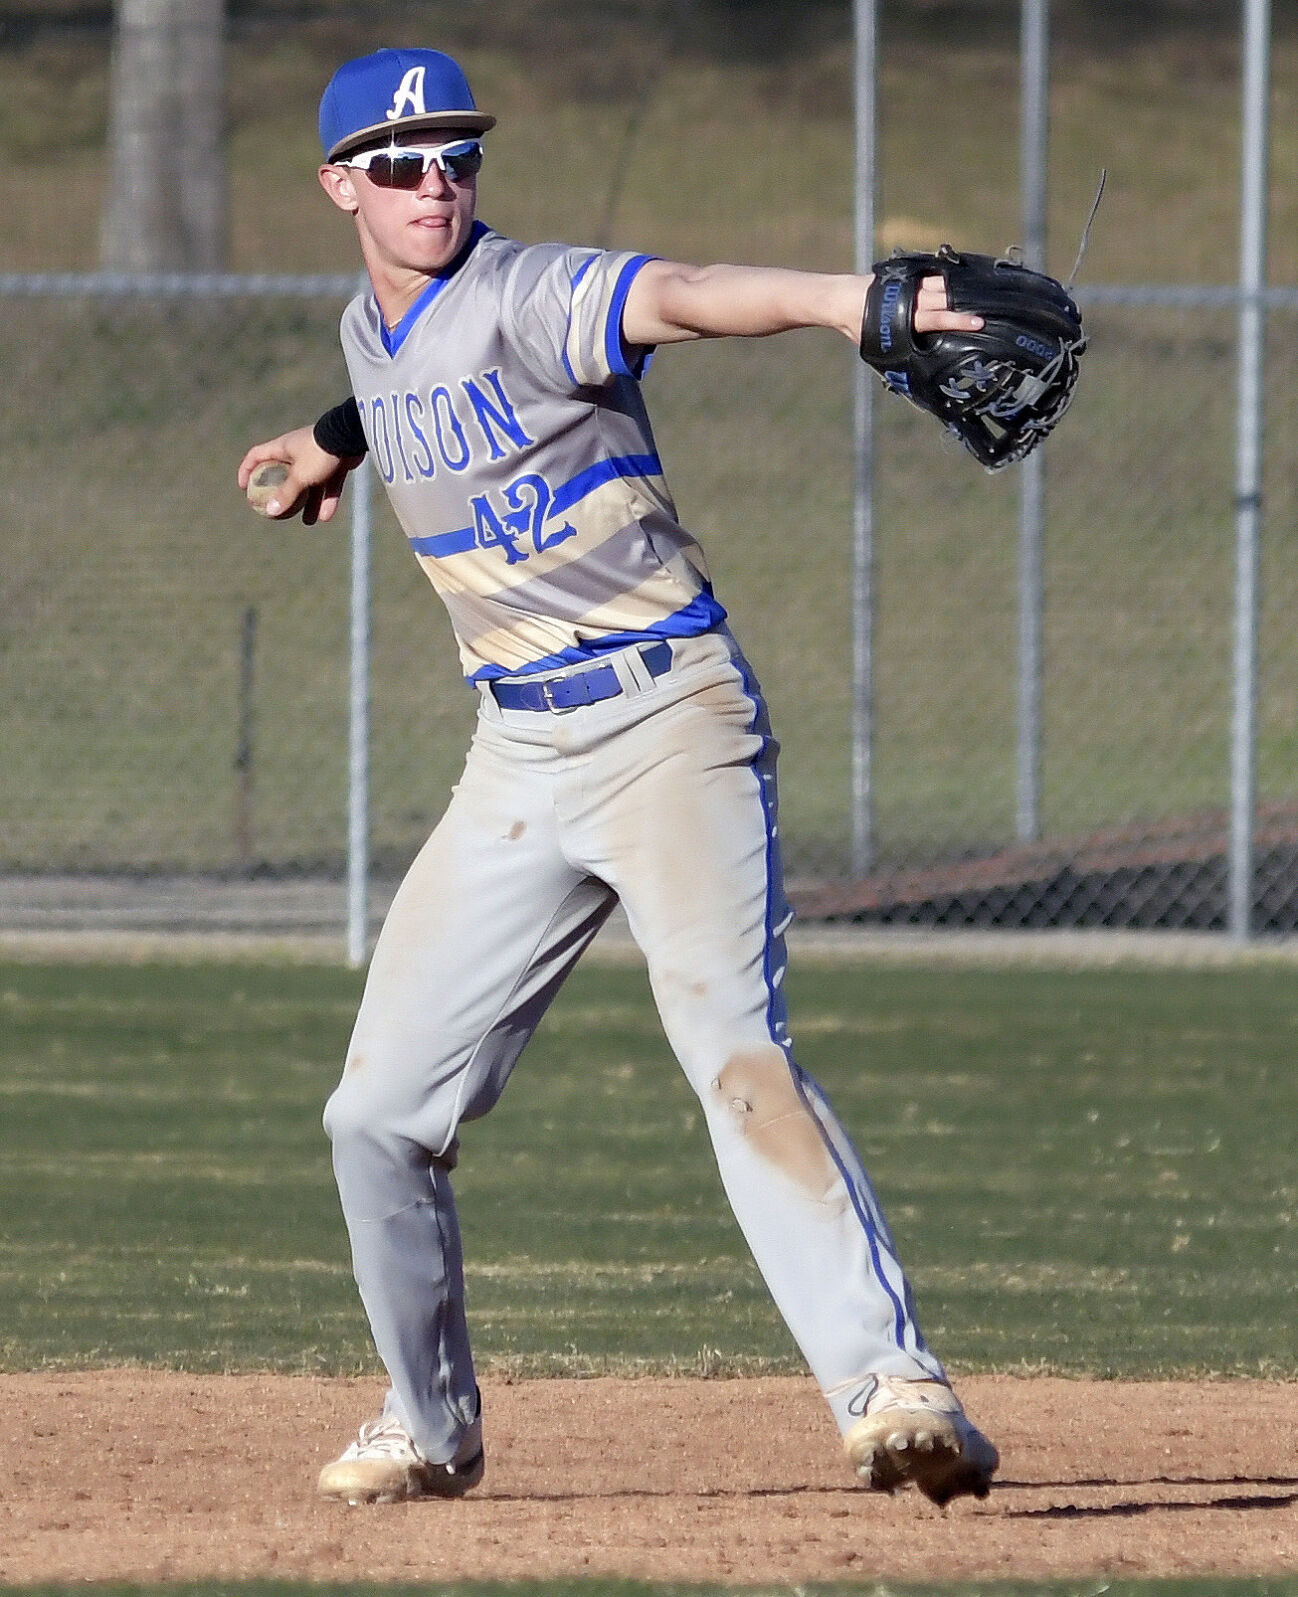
[850,0,879,877]
[1228,0,1271,942]
[234,602,256,871]
[1016,0,1049,845]
[346,454,372,968]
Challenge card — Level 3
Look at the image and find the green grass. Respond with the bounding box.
[2,955,1296,1379]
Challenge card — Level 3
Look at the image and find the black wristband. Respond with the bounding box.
[313,396,368,458]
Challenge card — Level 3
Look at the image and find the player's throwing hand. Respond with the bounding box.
[237,429,361,524]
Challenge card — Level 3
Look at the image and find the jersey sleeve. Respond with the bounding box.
[502,245,657,392]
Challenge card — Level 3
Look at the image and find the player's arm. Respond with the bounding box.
[237,400,366,525]
[620,260,981,348]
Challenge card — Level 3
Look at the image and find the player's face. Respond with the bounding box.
[320,129,480,284]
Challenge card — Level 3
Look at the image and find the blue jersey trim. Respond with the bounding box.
[559,252,656,387]
[466,589,727,682]
[607,253,657,378]
[561,255,599,386]
[549,452,662,516]
[380,221,490,357]
[409,525,476,558]
[407,452,665,561]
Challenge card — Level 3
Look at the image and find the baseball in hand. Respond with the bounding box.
[246,461,291,517]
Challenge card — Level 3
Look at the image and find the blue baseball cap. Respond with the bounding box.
[319,48,496,162]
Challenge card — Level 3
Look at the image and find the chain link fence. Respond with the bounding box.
[1,275,1295,939]
[2,0,1296,944]
[802,293,1298,934]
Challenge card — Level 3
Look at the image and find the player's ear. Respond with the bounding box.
[319,164,360,214]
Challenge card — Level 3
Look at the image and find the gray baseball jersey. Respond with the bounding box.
[324,225,947,1472]
[339,222,724,680]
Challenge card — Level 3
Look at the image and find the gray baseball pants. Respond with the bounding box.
[323,628,945,1465]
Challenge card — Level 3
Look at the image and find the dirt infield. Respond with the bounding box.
[3,1371,1296,1586]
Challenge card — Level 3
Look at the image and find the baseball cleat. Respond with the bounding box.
[317,1415,484,1505]
[843,1376,998,1506]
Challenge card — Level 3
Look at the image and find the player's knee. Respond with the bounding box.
[711,1045,846,1209]
[322,1078,359,1147]
[323,1079,457,1221]
[322,1072,406,1151]
[323,1071,458,1167]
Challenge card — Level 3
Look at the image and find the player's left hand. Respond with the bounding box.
[912,276,984,336]
[859,246,1086,470]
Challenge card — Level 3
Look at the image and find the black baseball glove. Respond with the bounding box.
[859,244,1086,471]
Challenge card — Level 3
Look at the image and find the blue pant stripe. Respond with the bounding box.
[734,653,913,1359]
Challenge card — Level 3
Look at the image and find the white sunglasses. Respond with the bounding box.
[339,139,484,189]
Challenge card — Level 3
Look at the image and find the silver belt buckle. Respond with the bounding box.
[541,674,578,713]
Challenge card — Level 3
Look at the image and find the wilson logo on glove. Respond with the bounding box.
[859,243,1087,471]
[859,174,1104,471]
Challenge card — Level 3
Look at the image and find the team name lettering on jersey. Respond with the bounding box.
[359,368,535,485]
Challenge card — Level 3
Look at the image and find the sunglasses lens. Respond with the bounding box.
[441,143,484,181]
[367,152,426,189]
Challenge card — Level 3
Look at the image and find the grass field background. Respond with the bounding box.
[2,2,1297,881]
[3,952,1295,1381]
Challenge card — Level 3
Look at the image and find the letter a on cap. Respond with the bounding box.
[318,49,496,161]
[387,66,427,121]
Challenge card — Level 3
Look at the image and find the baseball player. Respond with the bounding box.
[239,45,999,1509]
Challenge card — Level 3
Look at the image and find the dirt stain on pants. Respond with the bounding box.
[715,1047,848,1212]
